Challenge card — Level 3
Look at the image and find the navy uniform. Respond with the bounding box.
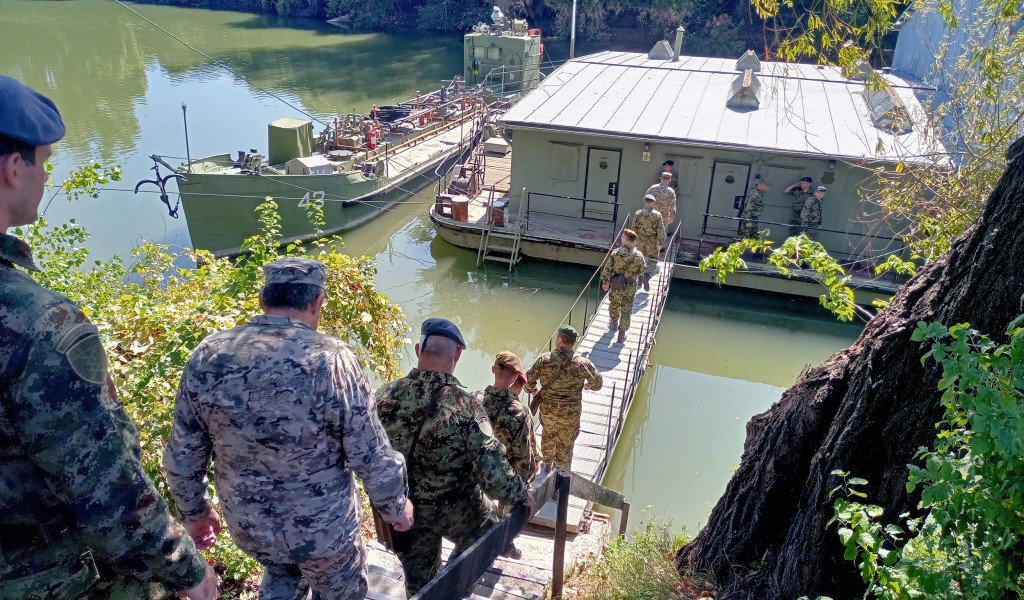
[376,319,527,595]
[0,76,209,599]
[165,258,410,599]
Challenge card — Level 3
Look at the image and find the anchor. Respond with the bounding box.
[136,162,185,218]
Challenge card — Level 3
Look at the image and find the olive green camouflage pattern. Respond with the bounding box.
[0,233,206,598]
[390,496,497,594]
[789,188,813,236]
[375,368,527,594]
[633,206,666,278]
[645,183,677,224]
[164,314,409,593]
[602,244,647,331]
[800,195,823,238]
[740,187,765,238]
[476,385,537,483]
[524,347,602,468]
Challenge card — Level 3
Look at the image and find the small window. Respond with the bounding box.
[487,46,501,60]
[550,143,579,181]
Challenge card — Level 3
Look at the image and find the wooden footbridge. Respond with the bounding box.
[366,225,681,599]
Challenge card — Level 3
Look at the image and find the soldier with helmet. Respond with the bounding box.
[164,257,413,599]
[376,318,535,596]
[524,325,603,470]
[0,76,217,598]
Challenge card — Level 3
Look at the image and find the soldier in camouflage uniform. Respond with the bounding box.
[633,194,666,292]
[602,229,647,343]
[0,76,217,599]
[165,257,413,599]
[376,319,534,596]
[645,171,677,225]
[524,326,603,470]
[784,176,814,237]
[476,351,537,560]
[739,179,769,238]
[799,186,827,240]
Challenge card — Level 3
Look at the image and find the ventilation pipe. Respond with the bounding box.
[673,26,684,62]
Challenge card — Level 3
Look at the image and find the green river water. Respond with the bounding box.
[1,0,862,533]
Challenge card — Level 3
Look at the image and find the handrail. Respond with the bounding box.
[409,468,630,600]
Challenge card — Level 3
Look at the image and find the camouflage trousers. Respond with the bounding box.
[539,400,582,469]
[257,542,367,600]
[608,285,638,331]
[636,241,659,278]
[391,495,497,596]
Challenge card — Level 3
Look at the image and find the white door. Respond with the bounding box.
[703,161,750,238]
[583,148,621,221]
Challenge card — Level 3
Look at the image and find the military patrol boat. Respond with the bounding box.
[151,11,542,258]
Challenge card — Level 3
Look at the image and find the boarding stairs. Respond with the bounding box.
[476,186,526,270]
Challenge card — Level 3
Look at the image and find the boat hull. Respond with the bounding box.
[428,208,897,303]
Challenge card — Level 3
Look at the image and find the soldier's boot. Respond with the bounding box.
[609,316,619,331]
[643,274,651,292]
[617,329,627,343]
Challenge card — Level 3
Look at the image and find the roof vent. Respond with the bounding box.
[726,69,760,111]
[735,50,761,72]
[648,40,675,61]
[863,86,913,133]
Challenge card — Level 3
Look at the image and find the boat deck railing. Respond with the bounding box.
[525,191,622,227]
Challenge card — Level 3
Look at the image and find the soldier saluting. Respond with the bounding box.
[0,76,217,598]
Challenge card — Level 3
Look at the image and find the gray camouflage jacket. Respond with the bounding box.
[164,315,408,562]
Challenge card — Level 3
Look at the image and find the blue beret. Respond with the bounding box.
[800,176,813,183]
[0,76,65,146]
[420,318,466,349]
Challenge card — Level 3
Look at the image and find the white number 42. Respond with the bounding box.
[298,191,326,208]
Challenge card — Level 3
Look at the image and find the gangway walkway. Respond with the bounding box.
[532,224,681,532]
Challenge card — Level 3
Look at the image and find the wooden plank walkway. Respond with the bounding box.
[532,255,675,532]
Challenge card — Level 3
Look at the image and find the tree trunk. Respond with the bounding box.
[676,137,1024,599]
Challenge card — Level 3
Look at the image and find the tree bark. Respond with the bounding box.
[676,136,1024,599]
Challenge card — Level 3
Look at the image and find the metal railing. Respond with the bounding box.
[696,212,911,288]
[525,191,621,226]
[409,468,630,600]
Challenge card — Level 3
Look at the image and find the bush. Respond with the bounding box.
[21,173,409,594]
[572,515,690,600]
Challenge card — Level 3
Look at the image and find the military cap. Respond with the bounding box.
[557,325,578,342]
[662,160,674,166]
[0,76,65,146]
[421,317,466,349]
[660,171,672,179]
[800,176,813,183]
[621,228,638,241]
[262,257,328,289]
[495,351,527,382]
[816,185,827,192]
[643,193,656,201]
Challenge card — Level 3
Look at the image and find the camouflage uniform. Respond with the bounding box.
[645,183,677,224]
[0,233,207,599]
[632,206,666,280]
[376,369,526,595]
[524,348,603,469]
[799,196,823,239]
[788,188,813,236]
[476,386,537,484]
[602,244,647,332]
[739,186,765,238]
[164,314,409,599]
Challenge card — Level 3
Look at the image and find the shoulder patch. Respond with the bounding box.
[56,323,109,386]
[475,406,495,437]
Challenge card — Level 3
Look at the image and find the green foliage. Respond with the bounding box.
[824,314,1024,599]
[20,179,409,592]
[572,514,690,600]
[699,234,858,321]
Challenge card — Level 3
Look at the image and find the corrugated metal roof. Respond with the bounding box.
[502,51,942,163]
